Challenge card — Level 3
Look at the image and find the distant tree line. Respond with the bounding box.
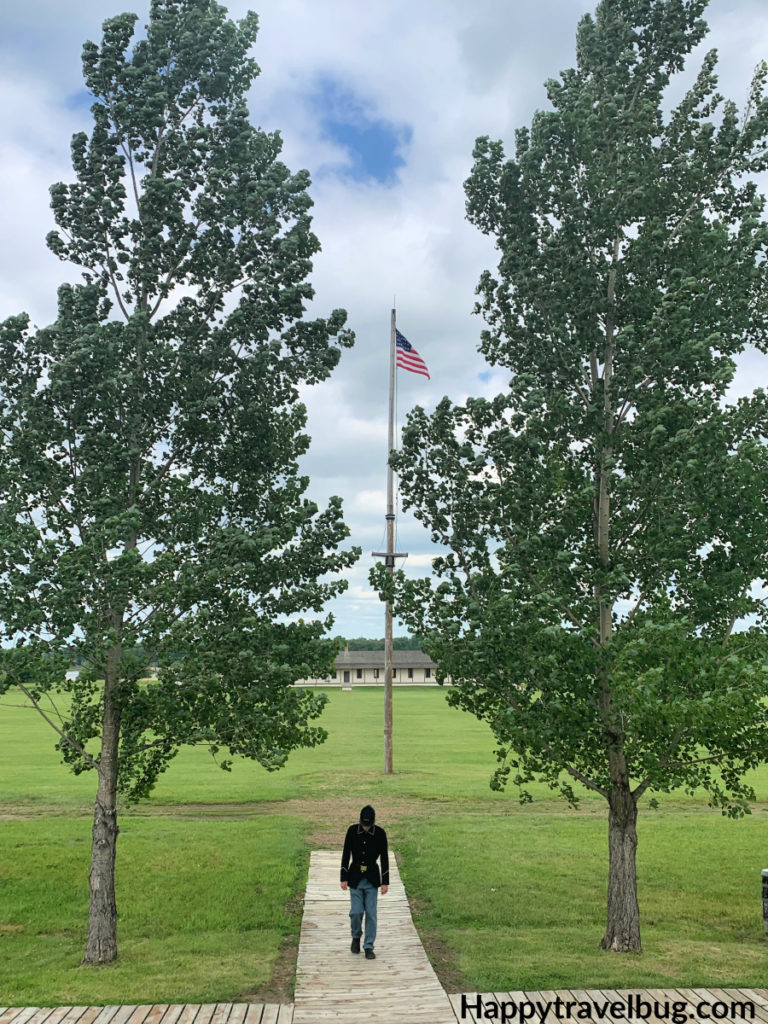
[336,636,423,652]
[57,637,424,668]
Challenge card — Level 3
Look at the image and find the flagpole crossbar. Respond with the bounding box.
[372,551,408,568]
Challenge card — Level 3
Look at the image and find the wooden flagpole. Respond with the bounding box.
[373,308,407,775]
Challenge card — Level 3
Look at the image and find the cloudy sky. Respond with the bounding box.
[2,0,768,639]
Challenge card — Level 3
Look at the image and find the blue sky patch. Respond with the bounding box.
[478,370,494,383]
[64,88,95,111]
[311,75,412,185]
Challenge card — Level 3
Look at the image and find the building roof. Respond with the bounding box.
[335,650,437,669]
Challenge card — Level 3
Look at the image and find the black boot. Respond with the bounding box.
[350,937,361,954]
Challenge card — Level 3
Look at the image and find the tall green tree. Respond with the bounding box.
[375,0,768,953]
[0,0,358,964]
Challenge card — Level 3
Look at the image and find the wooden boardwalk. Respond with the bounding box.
[2,990,767,1024]
[0,1008,292,1024]
[292,848,457,1023]
[2,989,768,1024]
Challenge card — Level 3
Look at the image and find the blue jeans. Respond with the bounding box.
[349,878,378,949]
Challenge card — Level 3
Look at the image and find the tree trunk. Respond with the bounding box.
[83,648,122,964]
[601,781,641,952]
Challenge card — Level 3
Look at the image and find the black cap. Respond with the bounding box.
[359,805,375,825]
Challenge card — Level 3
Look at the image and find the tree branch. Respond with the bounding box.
[125,735,174,755]
[620,589,647,630]
[147,219,202,320]
[563,760,609,798]
[13,678,98,769]
[101,233,131,320]
[633,724,686,800]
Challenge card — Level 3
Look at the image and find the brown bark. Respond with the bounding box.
[83,641,122,964]
[601,776,641,952]
[595,236,642,952]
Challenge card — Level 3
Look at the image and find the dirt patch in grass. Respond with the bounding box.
[270,888,306,1001]
[255,927,300,1002]
[121,794,497,828]
[8,793,765,823]
[299,795,439,845]
[241,868,308,1002]
[406,890,468,994]
[0,804,92,820]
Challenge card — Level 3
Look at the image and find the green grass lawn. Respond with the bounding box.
[0,816,306,1005]
[0,685,520,809]
[1,685,767,1002]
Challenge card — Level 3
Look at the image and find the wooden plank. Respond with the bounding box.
[450,993,482,1023]
[124,1006,153,1024]
[242,1007,264,1024]
[16,1011,43,1024]
[584,990,614,1011]
[569,988,608,1023]
[677,989,728,1024]
[448,995,465,1022]
[677,987,711,1016]
[621,989,673,1024]
[89,1006,120,1024]
[17,1012,51,1024]
[274,1009,293,1024]
[702,988,768,1024]
[168,1006,200,1024]
[740,992,768,1009]
[208,1006,231,1024]
[141,1006,171,1024]
[223,1008,247,1024]
[192,1007,217,1024]
[23,1011,57,1024]
[641,989,698,1024]
[550,991,592,1023]
[521,991,555,1024]
[0,1011,25,1024]
[647,989,689,1023]
[21,1011,55,1024]
[78,1009,110,1024]
[489,992,530,1024]
[110,1011,137,1024]
[33,1009,73,1024]
[2,1010,42,1024]
[154,1006,184,1024]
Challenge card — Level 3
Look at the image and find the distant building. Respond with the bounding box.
[335,649,439,686]
[295,649,445,686]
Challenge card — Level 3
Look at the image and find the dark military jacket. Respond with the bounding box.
[340,823,390,889]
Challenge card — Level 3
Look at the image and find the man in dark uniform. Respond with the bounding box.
[340,805,389,959]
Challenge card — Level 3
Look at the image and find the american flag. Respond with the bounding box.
[395,330,430,379]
